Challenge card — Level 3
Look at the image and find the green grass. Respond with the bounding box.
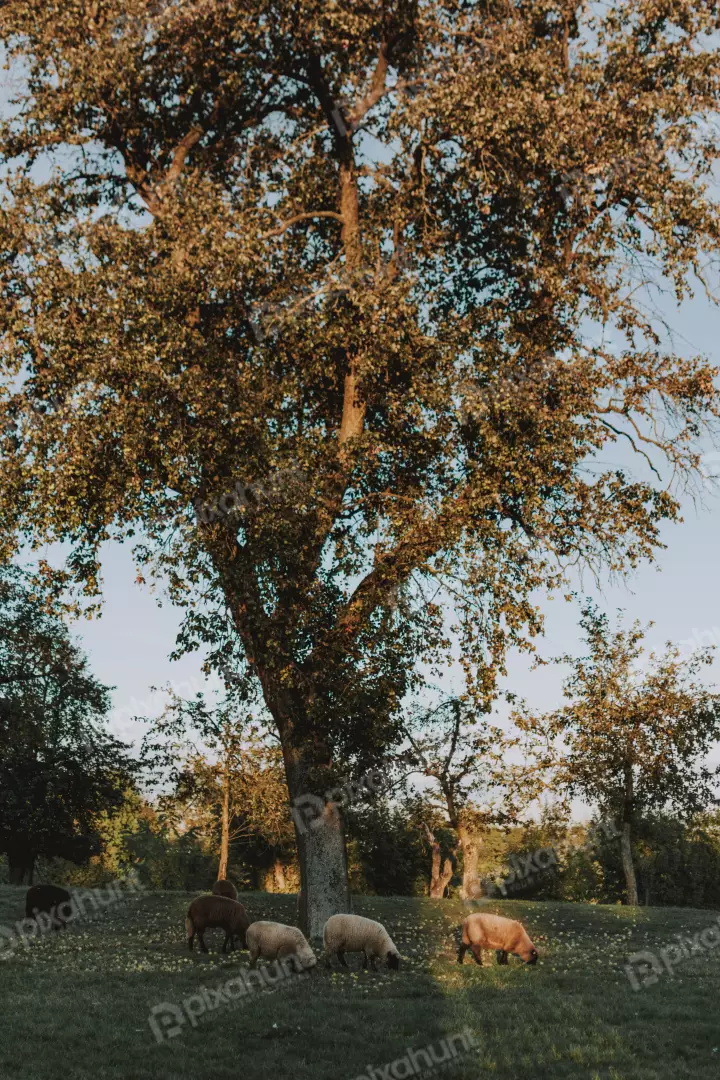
[0,886,718,1079]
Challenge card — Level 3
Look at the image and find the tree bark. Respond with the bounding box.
[295,799,350,941]
[620,821,639,906]
[621,761,638,906]
[273,694,351,942]
[457,822,482,900]
[424,824,454,899]
[273,858,286,892]
[218,755,230,881]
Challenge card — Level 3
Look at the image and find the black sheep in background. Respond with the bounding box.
[25,884,73,929]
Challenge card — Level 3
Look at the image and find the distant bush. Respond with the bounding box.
[123,819,217,891]
[478,812,720,907]
[347,798,431,896]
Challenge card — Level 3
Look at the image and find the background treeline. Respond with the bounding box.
[4,784,720,910]
[2,564,719,907]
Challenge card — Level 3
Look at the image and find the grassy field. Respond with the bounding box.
[0,885,718,1080]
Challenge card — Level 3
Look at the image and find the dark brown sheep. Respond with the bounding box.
[186,895,250,953]
[211,878,238,901]
[25,885,73,930]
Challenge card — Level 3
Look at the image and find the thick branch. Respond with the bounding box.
[261,211,345,239]
[165,124,205,186]
[348,43,390,127]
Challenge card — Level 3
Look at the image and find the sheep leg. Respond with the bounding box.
[197,931,209,954]
[222,932,232,953]
[336,949,349,968]
[457,943,468,964]
[470,945,484,967]
[249,946,259,968]
[187,931,195,951]
[362,951,377,972]
[496,950,508,966]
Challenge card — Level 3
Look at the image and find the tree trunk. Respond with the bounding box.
[621,760,638,906]
[274,699,351,942]
[273,858,286,892]
[219,496,353,941]
[620,822,639,906]
[457,822,482,900]
[218,756,230,881]
[424,824,454,899]
[262,858,289,893]
[294,799,350,941]
[217,650,351,941]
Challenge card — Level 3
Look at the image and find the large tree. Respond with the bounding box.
[516,605,720,905]
[1,0,719,934]
[0,565,136,883]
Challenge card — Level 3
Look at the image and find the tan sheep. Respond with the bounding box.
[211,878,238,901]
[186,895,250,953]
[246,921,317,971]
[323,914,400,971]
[458,912,538,967]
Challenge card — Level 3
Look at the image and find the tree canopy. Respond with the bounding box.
[0,564,137,883]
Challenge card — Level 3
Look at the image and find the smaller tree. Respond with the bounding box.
[403,697,539,898]
[143,691,293,886]
[517,604,720,905]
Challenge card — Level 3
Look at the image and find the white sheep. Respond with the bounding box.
[323,913,400,971]
[245,920,317,971]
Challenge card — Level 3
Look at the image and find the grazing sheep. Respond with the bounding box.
[458,912,538,967]
[211,878,238,901]
[246,921,317,971]
[323,914,400,971]
[186,895,250,953]
[25,885,73,929]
